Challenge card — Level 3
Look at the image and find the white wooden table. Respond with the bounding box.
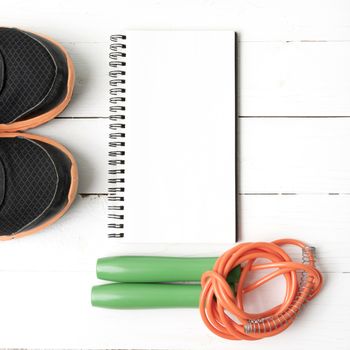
[0,0,350,349]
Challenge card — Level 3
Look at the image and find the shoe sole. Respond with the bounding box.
[0,132,78,240]
[0,31,75,132]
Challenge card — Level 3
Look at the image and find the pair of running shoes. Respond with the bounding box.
[0,27,78,240]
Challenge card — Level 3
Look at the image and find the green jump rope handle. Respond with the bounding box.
[97,256,240,283]
[91,283,202,309]
[92,256,241,309]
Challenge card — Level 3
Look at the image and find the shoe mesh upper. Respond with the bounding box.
[0,28,56,123]
[0,137,58,235]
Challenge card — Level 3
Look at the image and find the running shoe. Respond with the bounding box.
[0,133,78,240]
[0,27,74,131]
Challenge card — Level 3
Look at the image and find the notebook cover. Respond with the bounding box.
[108,31,237,243]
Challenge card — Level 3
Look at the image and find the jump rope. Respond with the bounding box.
[92,239,323,340]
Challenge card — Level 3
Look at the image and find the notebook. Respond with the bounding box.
[108,31,237,243]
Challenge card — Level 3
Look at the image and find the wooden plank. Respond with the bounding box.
[240,41,350,116]
[1,0,350,42]
[55,41,350,118]
[0,269,346,349]
[0,195,348,273]
[241,118,350,193]
[33,118,350,194]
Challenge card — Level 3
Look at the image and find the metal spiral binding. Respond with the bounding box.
[108,34,126,238]
[244,246,316,334]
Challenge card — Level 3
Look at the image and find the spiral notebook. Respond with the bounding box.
[108,31,237,243]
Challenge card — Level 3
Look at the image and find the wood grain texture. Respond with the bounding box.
[31,118,350,194]
[40,41,350,118]
[1,2,347,118]
[0,270,347,349]
[0,195,347,273]
[1,0,350,42]
[0,0,349,348]
[241,118,350,192]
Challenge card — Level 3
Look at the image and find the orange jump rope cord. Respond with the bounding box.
[199,239,323,340]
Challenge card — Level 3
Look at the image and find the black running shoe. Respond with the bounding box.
[0,27,74,131]
[0,133,78,240]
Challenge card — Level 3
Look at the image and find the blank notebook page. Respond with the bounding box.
[124,31,236,243]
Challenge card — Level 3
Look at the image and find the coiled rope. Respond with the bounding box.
[200,239,323,340]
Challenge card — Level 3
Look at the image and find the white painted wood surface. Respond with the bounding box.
[46,41,350,117]
[1,0,350,349]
